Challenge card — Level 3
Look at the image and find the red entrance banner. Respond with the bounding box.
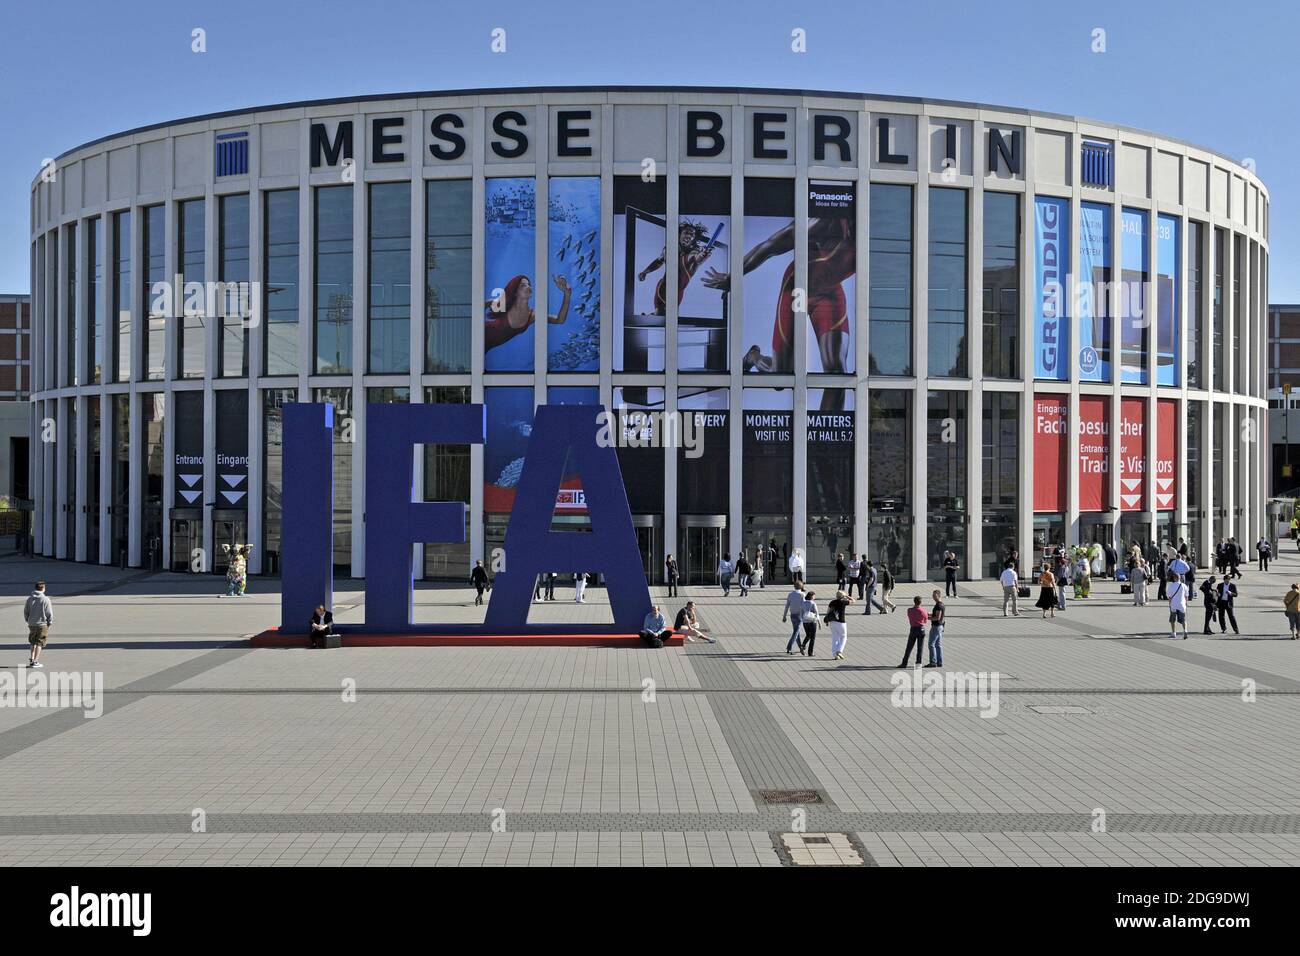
[1119,397,1146,512]
[1034,394,1068,513]
[1078,396,1109,512]
[1156,398,1177,510]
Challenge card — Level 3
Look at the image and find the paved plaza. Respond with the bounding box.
[1,549,1298,867]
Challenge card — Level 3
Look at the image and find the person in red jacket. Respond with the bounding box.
[899,595,929,668]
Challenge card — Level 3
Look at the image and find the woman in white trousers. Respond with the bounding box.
[574,571,587,603]
[827,590,854,660]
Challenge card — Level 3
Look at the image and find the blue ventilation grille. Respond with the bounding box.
[1081,140,1113,189]
[215,131,249,177]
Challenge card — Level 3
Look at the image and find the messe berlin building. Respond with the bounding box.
[27,87,1269,584]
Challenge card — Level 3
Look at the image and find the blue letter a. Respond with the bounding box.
[484,404,650,633]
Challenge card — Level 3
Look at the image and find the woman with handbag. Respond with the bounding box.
[800,591,820,657]
[826,590,855,660]
[1036,563,1057,619]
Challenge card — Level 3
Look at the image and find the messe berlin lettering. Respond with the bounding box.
[280,403,650,635]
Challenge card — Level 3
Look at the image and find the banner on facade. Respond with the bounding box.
[1119,397,1146,511]
[1156,398,1177,509]
[1034,196,1070,381]
[1033,393,1068,512]
[1078,396,1109,512]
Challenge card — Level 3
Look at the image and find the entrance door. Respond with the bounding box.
[212,513,249,574]
[635,526,655,583]
[680,523,723,586]
[170,517,198,572]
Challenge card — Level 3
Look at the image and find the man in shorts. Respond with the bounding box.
[24,581,53,668]
[1166,574,1189,640]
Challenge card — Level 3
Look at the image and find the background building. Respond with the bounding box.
[1268,304,1300,496]
[0,293,32,548]
[28,87,1269,582]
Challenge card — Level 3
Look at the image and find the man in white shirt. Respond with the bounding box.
[999,565,1020,617]
[788,549,805,588]
[1168,552,1191,582]
[574,571,587,604]
[1167,574,1189,639]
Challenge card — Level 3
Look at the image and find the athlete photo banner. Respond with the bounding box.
[1119,397,1146,511]
[740,178,795,376]
[1034,196,1070,381]
[1033,393,1068,512]
[1156,214,1180,387]
[1078,396,1109,512]
[612,176,667,373]
[1078,202,1111,382]
[677,177,730,372]
[806,181,857,382]
[484,177,538,373]
[547,177,600,372]
[1156,398,1177,509]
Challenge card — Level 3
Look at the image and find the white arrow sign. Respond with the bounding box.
[1121,494,1141,507]
[1157,477,1173,491]
[1121,478,1142,491]
[180,473,201,487]
[221,474,246,487]
[221,490,247,504]
[180,489,201,504]
[1157,494,1173,507]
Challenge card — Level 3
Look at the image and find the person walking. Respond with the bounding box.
[1169,551,1191,588]
[1284,583,1300,640]
[800,590,819,657]
[665,554,679,598]
[1104,542,1118,580]
[899,596,929,668]
[736,552,752,597]
[835,553,847,591]
[1167,574,1190,640]
[862,560,886,614]
[855,554,869,600]
[1131,559,1148,606]
[1155,552,1169,602]
[471,560,489,606]
[1257,535,1273,572]
[942,551,959,598]
[574,571,588,603]
[718,554,734,597]
[788,548,806,589]
[846,554,860,592]
[1228,537,1243,580]
[926,589,946,668]
[1216,577,1240,635]
[783,582,807,654]
[827,590,853,660]
[880,563,898,613]
[1000,563,1021,616]
[1036,563,1057,619]
[24,581,53,668]
[1054,554,1070,611]
[1199,576,1219,635]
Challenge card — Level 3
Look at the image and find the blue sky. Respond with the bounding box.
[1,0,1294,296]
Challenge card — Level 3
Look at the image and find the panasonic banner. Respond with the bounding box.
[1033,196,1070,381]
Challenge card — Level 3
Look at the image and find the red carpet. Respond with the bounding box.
[250,629,684,648]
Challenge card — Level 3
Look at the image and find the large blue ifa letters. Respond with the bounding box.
[280,402,650,635]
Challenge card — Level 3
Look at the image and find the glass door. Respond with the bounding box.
[680,522,723,586]
[212,513,249,574]
[170,517,197,572]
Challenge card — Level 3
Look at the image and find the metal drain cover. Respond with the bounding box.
[759,789,823,804]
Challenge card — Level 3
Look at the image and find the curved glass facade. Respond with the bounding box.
[28,88,1270,582]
